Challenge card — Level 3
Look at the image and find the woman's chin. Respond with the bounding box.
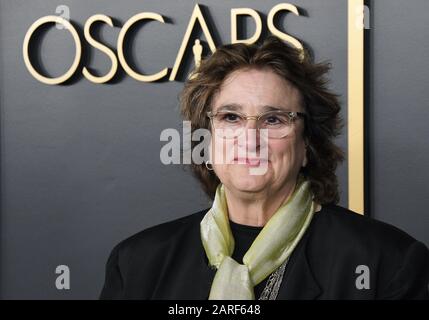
[228,175,270,193]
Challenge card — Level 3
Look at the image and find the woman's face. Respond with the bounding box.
[210,68,307,196]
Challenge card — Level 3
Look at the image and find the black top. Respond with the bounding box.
[99,204,429,299]
[229,219,267,299]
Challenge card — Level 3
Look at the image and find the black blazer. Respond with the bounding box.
[99,204,429,299]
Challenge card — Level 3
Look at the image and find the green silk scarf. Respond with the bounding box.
[200,176,316,300]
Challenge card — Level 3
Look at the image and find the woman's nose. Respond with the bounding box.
[245,118,258,130]
[238,121,260,151]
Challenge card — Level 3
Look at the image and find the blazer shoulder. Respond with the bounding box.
[100,208,210,299]
[115,207,210,255]
[307,205,429,299]
[314,204,429,257]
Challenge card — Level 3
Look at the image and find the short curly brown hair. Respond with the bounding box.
[179,36,344,205]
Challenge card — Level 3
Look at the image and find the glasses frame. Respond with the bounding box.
[206,109,307,139]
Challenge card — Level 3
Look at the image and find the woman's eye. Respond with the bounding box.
[263,114,289,126]
[222,113,240,122]
[265,116,281,124]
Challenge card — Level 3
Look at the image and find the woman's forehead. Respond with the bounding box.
[212,69,303,112]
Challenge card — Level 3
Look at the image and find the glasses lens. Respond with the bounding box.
[259,111,293,138]
[212,111,244,138]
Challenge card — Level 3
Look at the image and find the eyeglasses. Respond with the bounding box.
[206,109,306,139]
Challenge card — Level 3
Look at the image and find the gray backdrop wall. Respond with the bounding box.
[0,0,427,299]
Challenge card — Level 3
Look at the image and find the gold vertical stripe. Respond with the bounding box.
[348,0,365,214]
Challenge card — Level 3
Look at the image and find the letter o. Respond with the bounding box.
[23,15,82,85]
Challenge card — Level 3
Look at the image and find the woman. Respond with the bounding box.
[100,36,429,299]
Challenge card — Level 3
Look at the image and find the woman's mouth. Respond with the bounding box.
[233,157,268,167]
